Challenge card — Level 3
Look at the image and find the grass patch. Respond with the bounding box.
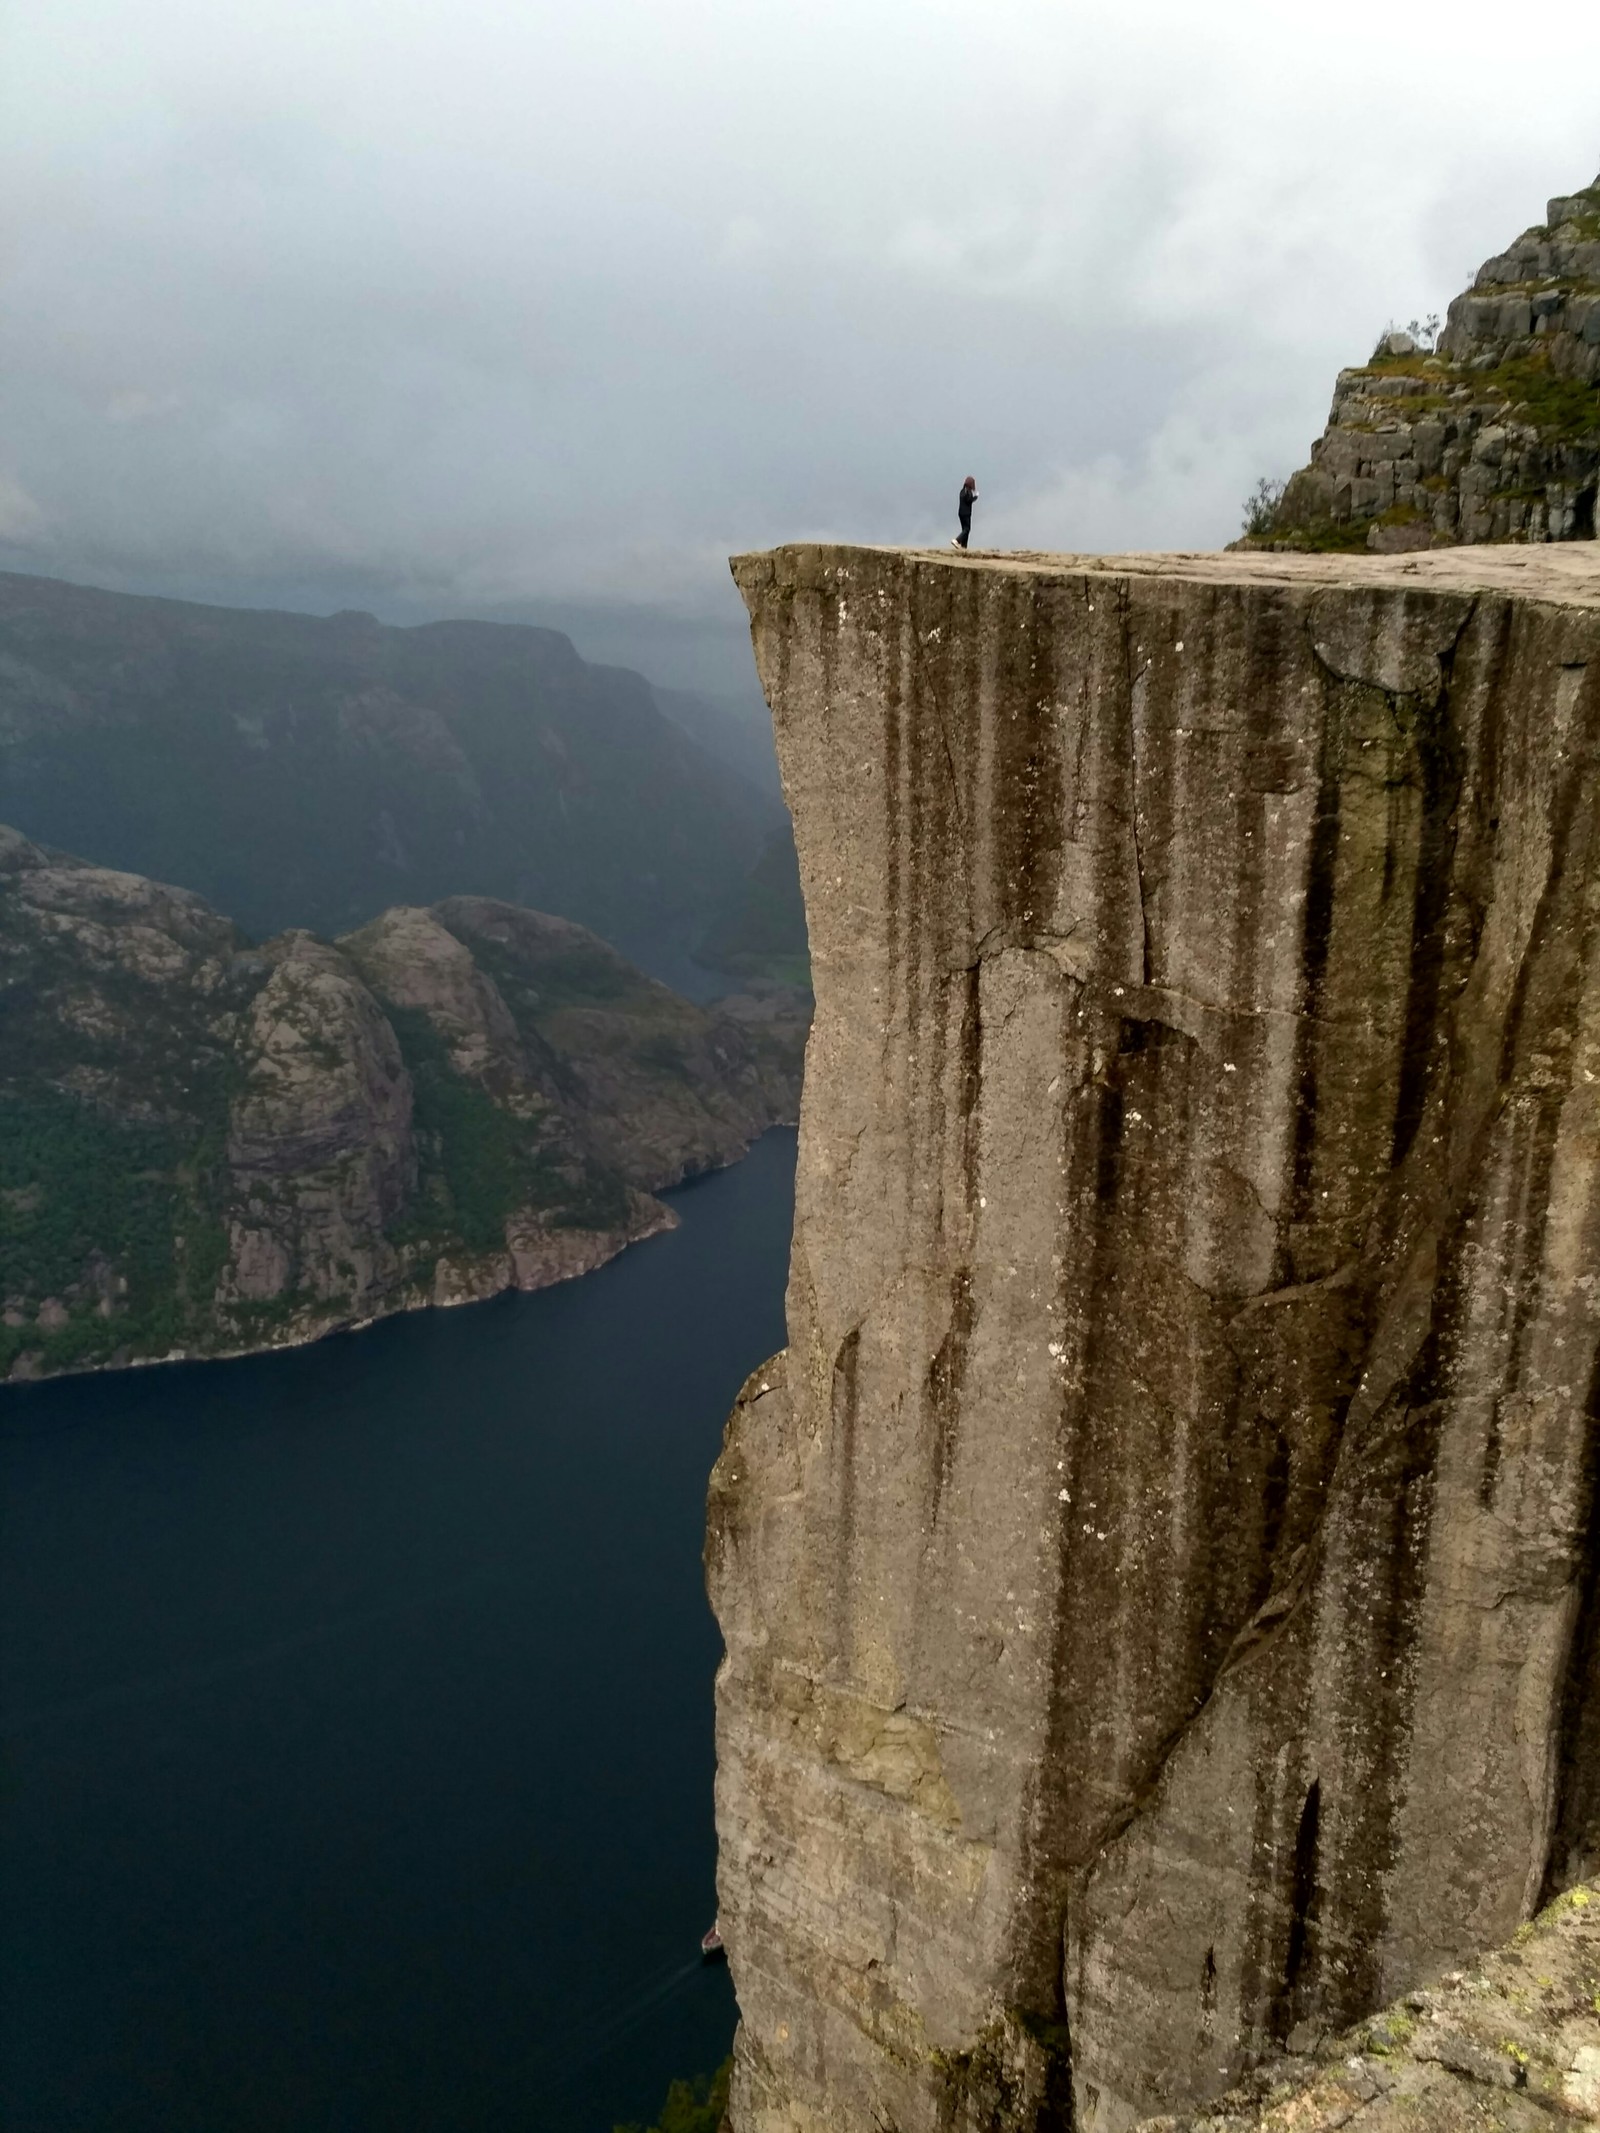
[1473,352,1600,438]
[1359,348,1599,441]
[1261,517,1374,554]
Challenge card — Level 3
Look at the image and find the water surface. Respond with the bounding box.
[0,1129,796,2133]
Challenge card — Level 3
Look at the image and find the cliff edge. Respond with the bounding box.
[709,542,1600,2130]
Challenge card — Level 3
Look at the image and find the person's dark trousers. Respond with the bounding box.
[957,509,971,548]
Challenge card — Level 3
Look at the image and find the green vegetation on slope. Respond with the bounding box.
[1358,346,1600,439]
[0,1090,229,1376]
[385,1006,631,1250]
[459,929,637,1018]
[615,2059,731,2133]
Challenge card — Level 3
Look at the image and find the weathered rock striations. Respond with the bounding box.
[1259,177,1599,552]
[709,542,1600,2131]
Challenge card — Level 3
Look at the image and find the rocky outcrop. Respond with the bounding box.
[1146,1880,1600,2131]
[0,830,806,1379]
[708,542,1600,2131]
[426,896,804,1182]
[223,931,416,1311]
[1259,178,1599,552]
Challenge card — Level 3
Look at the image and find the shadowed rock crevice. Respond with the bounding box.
[711,543,1600,2133]
[1543,1361,1600,1900]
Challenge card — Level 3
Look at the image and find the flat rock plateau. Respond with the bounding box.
[709,542,1600,2130]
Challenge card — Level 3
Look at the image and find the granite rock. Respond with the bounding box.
[1255,178,1600,553]
[1142,1879,1600,2130]
[709,542,1600,2131]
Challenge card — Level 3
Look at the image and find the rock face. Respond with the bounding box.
[0,829,805,1379]
[223,930,417,1313]
[1149,1879,1600,2131]
[708,542,1600,2131]
[1260,178,1599,552]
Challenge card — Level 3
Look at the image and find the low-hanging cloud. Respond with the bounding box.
[3,0,1597,633]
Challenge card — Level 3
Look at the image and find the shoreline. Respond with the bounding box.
[2,1126,795,1392]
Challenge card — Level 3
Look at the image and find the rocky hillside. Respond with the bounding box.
[1255,177,1599,552]
[0,826,806,1381]
[0,570,789,982]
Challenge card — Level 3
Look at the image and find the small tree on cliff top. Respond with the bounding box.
[1241,476,1286,537]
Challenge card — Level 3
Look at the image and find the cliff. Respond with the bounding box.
[708,541,1600,2131]
[1256,178,1599,552]
[0,828,805,1380]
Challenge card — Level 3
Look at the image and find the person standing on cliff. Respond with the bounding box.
[952,476,978,550]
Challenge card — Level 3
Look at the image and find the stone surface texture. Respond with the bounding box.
[709,543,1600,2132]
[1259,179,1599,552]
[1142,1880,1600,2131]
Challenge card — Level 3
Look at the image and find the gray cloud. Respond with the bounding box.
[4,0,1597,670]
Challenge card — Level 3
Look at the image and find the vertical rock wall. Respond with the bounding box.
[709,544,1600,2131]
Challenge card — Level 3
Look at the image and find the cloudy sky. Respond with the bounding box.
[4,0,1597,679]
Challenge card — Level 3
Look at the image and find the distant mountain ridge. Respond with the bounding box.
[0,569,788,983]
[0,825,807,1381]
[651,680,782,798]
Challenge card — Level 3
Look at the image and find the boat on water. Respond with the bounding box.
[700,1921,725,1959]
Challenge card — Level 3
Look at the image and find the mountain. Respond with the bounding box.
[696,822,808,988]
[1250,175,1599,552]
[652,682,783,798]
[0,825,807,1381]
[0,570,787,983]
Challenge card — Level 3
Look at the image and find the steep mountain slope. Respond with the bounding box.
[0,826,804,1381]
[0,571,784,978]
[1253,175,1599,553]
[653,681,783,798]
[696,823,810,988]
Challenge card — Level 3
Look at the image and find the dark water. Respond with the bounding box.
[0,1129,796,2133]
